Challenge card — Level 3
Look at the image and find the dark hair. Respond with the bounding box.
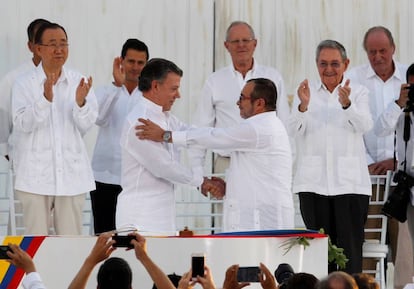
[286,273,319,289]
[27,19,50,42]
[352,273,379,289]
[316,39,347,62]
[138,58,183,92]
[121,38,149,60]
[246,78,277,111]
[34,22,67,44]
[97,257,132,289]
[363,26,395,51]
[406,63,414,83]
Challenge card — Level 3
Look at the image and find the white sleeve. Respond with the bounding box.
[22,272,47,289]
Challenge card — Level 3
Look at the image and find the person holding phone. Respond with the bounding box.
[6,243,46,289]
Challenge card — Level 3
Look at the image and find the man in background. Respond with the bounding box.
[0,18,50,162]
[346,26,413,286]
[91,39,149,234]
[12,22,98,235]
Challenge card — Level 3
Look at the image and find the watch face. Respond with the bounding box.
[163,131,171,142]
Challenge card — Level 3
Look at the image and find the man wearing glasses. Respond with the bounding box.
[137,78,294,232]
[11,22,98,235]
[193,21,290,230]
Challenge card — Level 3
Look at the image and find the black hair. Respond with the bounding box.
[34,22,67,44]
[138,58,183,92]
[406,63,414,83]
[246,78,278,111]
[121,38,149,60]
[286,273,319,289]
[27,19,50,42]
[97,257,132,289]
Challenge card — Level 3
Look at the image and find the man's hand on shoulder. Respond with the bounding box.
[136,118,165,142]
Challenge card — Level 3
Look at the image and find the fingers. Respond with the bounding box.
[344,78,350,87]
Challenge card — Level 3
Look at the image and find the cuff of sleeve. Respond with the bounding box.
[172,131,187,146]
[22,272,43,288]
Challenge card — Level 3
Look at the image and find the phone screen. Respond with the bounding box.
[0,246,11,259]
[237,266,261,282]
[191,254,205,279]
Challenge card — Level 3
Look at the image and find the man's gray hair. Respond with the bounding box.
[225,21,255,41]
[315,40,347,62]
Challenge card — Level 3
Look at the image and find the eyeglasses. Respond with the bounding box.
[39,43,69,49]
[317,61,342,69]
[239,94,251,102]
[227,38,255,45]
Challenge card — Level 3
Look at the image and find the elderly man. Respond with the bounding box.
[193,20,290,173]
[346,26,413,286]
[288,40,373,274]
[115,58,221,234]
[137,78,294,232]
[12,22,98,235]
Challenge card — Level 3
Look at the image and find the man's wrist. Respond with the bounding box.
[162,131,172,143]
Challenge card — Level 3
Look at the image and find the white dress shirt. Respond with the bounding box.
[193,60,290,156]
[116,97,204,233]
[346,62,407,164]
[173,111,294,231]
[12,64,98,196]
[22,272,46,289]
[288,80,373,196]
[0,60,35,157]
[92,84,142,185]
[374,101,414,205]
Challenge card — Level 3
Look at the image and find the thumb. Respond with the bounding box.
[344,79,350,87]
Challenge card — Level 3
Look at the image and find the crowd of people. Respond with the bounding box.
[5,232,380,289]
[0,16,414,287]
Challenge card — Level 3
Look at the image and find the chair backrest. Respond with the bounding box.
[365,171,393,244]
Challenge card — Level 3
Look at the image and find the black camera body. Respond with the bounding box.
[382,170,414,222]
[274,263,294,289]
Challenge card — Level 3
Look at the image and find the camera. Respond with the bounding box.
[112,234,136,249]
[274,263,294,289]
[404,84,414,112]
[382,170,414,222]
[0,246,12,259]
[191,253,205,280]
[237,266,261,282]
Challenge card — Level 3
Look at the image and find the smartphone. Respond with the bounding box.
[112,235,135,249]
[191,253,205,279]
[237,266,261,282]
[0,246,11,259]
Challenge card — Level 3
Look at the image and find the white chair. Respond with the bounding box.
[363,170,393,289]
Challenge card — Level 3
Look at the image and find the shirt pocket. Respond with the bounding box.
[337,156,361,185]
[295,156,322,183]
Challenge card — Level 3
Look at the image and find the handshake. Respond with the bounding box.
[200,177,226,199]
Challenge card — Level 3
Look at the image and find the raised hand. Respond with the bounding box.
[7,244,36,273]
[297,79,310,112]
[338,79,351,108]
[113,57,125,87]
[43,72,57,102]
[76,76,93,107]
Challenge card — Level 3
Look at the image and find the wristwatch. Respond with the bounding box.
[163,131,172,142]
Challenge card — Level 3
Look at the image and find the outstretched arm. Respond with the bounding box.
[68,232,115,289]
[131,232,177,289]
